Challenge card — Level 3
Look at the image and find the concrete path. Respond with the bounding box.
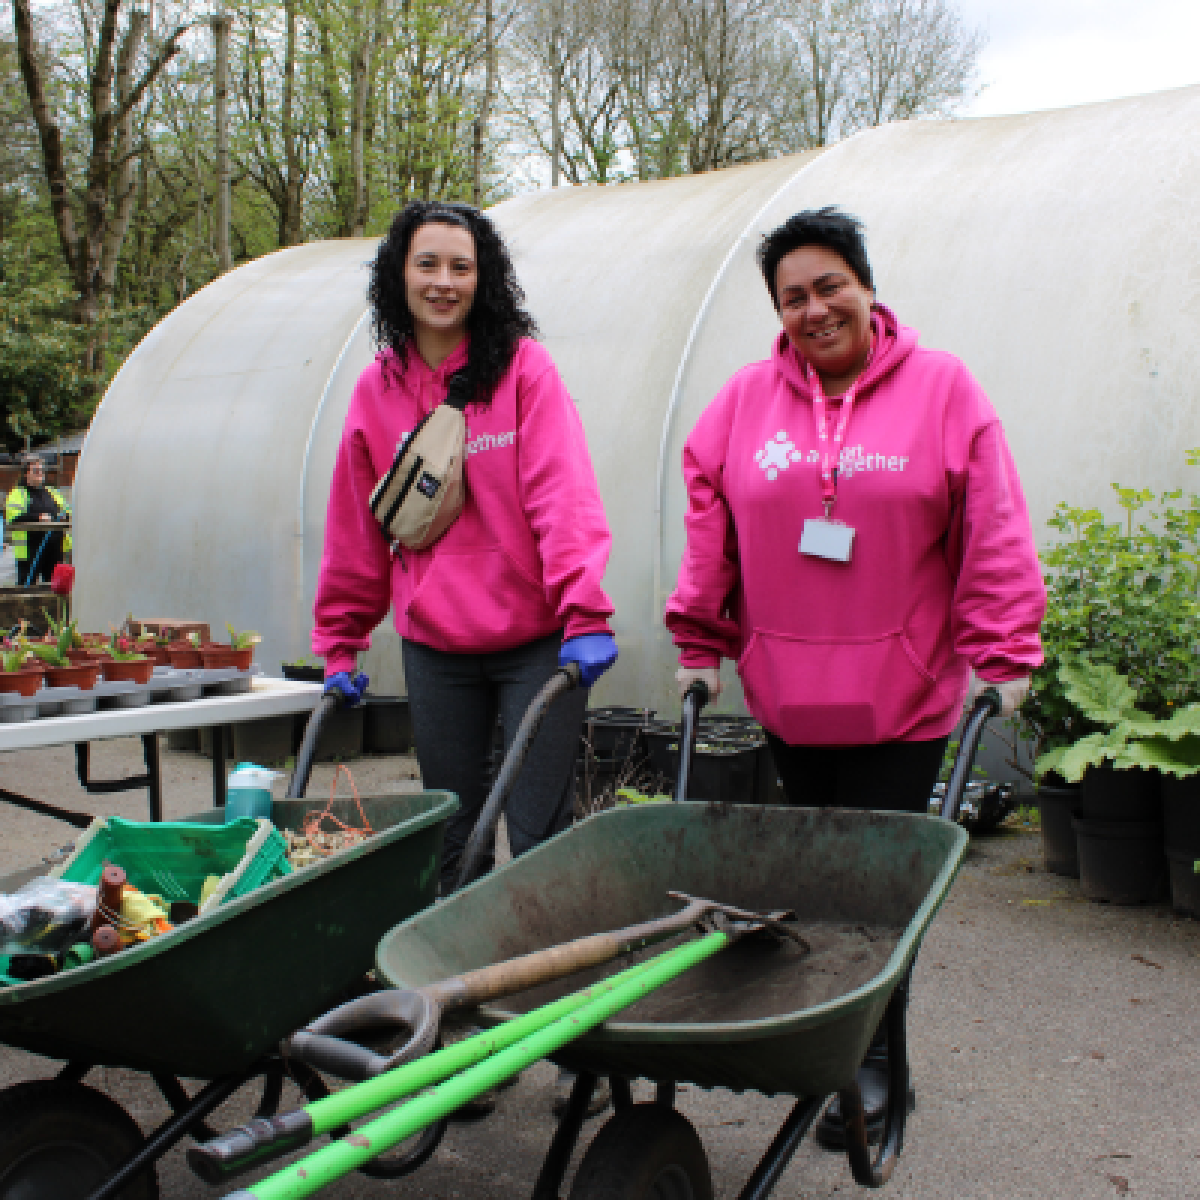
[0,740,1196,1199]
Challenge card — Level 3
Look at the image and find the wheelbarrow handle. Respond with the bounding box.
[452,662,582,891]
[940,688,1002,821]
[282,989,438,1081]
[674,679,710,803]
[285,693,342,800]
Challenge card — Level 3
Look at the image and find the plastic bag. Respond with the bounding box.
[0,879,96,955]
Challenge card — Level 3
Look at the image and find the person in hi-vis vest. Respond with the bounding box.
[5,456,71,585]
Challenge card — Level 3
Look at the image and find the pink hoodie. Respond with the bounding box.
[665,306,1045,745]
[313,338,614,674]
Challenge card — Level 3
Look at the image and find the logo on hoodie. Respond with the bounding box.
[754,431,803,481]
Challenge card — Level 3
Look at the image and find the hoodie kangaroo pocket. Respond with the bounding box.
[403,547,554,649]
[738,629,938,745]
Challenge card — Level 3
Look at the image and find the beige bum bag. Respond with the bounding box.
[369,371,471,551]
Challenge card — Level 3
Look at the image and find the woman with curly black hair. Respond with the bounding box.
[313,200,618,893]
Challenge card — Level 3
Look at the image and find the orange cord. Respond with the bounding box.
[301,764,374,850]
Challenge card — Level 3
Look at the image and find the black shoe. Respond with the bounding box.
[814,1060,915,1151]
[551,1071,611,1120]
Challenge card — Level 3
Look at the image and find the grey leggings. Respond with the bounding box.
[402,632,587,891]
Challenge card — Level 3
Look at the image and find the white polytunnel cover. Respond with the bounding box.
[76,84,1200,716]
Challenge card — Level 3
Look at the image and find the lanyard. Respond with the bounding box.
[806,336,874,518]
[809,374,859,519]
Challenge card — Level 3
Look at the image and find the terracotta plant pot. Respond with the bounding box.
[65,647,111,665]
[101,658,154,685]
[167,643,203,669]
[44,662,102,690]
[0,669,43,697]
[200,644,254,670]
[135,644,172,667]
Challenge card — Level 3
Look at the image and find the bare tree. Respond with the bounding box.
[13,0,192,360]
[851,0,984,128]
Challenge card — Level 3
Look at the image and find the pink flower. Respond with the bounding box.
[50,564,75,596]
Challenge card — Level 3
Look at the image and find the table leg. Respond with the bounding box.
[141,733,163,822]
[212,725,230,808]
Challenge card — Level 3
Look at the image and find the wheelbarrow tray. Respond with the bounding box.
[0,791,456,1079]
[376,802,966,1098]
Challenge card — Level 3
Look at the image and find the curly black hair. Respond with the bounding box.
[367,201,538,406]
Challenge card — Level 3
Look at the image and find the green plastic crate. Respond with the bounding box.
[49,816,292,910]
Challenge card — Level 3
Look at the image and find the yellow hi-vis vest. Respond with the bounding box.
[4,485,72,559]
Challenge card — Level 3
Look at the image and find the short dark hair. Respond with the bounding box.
[368,201,538,407]
[756,207,873,309]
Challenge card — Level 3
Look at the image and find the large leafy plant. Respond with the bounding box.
[1036,658,1200,783]
[1018,459,1200,772]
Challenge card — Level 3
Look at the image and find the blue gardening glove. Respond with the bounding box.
[324,670,369,707]
[558,633,618,688]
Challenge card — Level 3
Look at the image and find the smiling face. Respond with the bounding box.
[775,244,875,395]
[403,220,478,341]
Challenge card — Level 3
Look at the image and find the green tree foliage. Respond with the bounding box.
[3,0,986,416]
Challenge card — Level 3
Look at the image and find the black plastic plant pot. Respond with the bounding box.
[1079,764,1162,823]
[1036,782,1083,877]
[363,695,412,755]
[1162,774,1200,856]
[689,741,760,805]
[282,663,324,683]
[1073,817,1167,904]
[1166,851,1200,917]
[642,722,681,783]
[582,712,652,768]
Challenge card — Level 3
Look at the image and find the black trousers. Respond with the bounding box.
[16,533,64,586]
[764,732,949,814]
[402,631,587,891]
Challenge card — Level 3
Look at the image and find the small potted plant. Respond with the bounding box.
[282,656,324,683]
[100,632,154,684]
[133,628,173,667]
[201,624,260,671]
[27,621,101,690]
[0,644,42,696]
[167,630,204,669]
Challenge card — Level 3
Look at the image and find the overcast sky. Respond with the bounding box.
[955,0,1200,118]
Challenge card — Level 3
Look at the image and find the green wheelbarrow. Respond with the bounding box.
[0,695,458,1200]
[272,691,999,1198]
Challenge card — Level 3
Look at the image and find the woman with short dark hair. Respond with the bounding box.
[666,206,1045,1147]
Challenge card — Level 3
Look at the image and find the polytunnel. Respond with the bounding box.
[76,83,1200,717]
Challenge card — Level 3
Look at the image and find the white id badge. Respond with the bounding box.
[800,518,855,563]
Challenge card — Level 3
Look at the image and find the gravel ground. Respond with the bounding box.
[0,740,1197,1199]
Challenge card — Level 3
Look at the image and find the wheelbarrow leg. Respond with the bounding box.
[530,1070,599,1200]
[839,981,910,1188]
[735,1096,827,1200]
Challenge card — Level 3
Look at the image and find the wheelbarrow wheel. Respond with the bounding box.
[569,1103,712,1200]
[0,1079,158,1199]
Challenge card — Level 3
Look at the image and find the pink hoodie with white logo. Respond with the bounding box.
[665,306,1045,745]
[313,338,614,674]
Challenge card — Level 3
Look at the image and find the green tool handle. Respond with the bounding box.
[228,930,730,1200]
[311,956,657,1132]
[191,958,658,1186]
